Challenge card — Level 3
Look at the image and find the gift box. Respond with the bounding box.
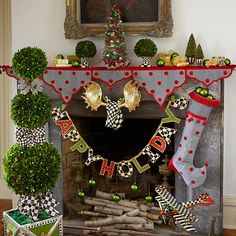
[3,209,63,236]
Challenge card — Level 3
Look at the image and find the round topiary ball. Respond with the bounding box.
[134,39,157,58]
[10,92,51,129]
[3,143,61,195]
[75,40,97,58]
[12,47,48,81]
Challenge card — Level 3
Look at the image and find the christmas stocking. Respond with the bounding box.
[168,90,220,188]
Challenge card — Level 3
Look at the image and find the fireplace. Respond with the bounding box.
[46,77,224,235]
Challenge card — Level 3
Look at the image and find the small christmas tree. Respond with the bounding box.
[195,44,204,59]
[102,4,129,68]
[185,34,196,58]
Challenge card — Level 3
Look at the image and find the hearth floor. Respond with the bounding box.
[63,219,190,236]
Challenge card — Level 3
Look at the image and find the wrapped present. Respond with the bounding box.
[3,209,63,236]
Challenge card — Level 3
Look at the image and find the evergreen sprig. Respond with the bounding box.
[3,143,61,195]
[12,47,48,81]
[10,92,51,129]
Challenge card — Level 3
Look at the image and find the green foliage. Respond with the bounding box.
[195,44,204,59]
[75,40,97,58]
[3,143,61,195]
[12,47,48,81]
[10,92,51,129]
[185,34,196,57]
[134,39,157,58]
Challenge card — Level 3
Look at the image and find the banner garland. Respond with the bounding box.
[51,96,188,178]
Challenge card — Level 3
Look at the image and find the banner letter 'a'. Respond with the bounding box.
[56,119,73,135]
[100,159,116,178]
[71,138,88,153]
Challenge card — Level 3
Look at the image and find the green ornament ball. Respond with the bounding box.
[170,52,179,60]
[156,59,165,67]
[207,94,214,100]
[224,58,231,66]
[203,59,210,66]
[10,92,51,129]
[145,195,153,202]
[78,191,85,199]
[71,60,80,67]
[88,178,96,186]
[112,193,121,202]
[3,143,61,195]
[199,88,209,97]
[195,87,202,94]
[131,184,139,192]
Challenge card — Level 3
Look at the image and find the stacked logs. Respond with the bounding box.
[79,190,162,236]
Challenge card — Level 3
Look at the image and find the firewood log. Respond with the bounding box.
[94,206,123,216]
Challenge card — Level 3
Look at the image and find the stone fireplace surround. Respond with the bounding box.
[45,77,224,236]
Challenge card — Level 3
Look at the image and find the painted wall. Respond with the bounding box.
[11,0,236,197]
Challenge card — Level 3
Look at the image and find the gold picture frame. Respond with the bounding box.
[64,0,173,39]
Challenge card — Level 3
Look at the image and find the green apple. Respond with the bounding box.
[56,54,64,59]
[207,94,214,100]
[170,52,179,60]
[195,87,202,94]
[224,58,231,66]
[156,59,165,67]
[199,88,209,97]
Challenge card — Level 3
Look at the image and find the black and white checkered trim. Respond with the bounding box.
[117,161,133,178]
[105,100,124,130]
[141,145,160,163]
[64,129,80,142]
[157,126,177,145]
[170,97,188,110]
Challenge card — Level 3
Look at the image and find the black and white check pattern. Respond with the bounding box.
[51,107,69,121]
[170,97,188,110]
[140,57,151,67]
[105,100,124,130]
[157,126,177,145]
[117,161,133,178]
[64,129,80,142]
[51,107,62,116]
[85,148,103,166]
[16,127,46,147]
[141,145,160,163]
[40,192,59,217]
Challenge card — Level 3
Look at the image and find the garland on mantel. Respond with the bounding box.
[0,65,234,108]
[51,96,188,178]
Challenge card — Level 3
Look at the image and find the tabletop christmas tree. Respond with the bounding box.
[102,4,129,68]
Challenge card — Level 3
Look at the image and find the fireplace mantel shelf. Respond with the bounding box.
[1,65,235,107]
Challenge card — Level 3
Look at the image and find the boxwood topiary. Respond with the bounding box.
[134,39,157,58]
[10,92,51,129]
[12,47,48,81]
[3,143,61,195]
[75,40,97,58]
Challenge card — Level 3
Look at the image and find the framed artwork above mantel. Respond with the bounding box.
[64,0,173,39]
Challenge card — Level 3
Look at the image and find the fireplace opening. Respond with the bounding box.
[62,116,175,225]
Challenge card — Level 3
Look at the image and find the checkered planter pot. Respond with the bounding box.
[3,209,63,236]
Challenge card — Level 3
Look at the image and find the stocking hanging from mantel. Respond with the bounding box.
[168,90,220,188]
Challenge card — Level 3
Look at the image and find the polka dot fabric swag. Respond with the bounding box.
[168,89,220,188]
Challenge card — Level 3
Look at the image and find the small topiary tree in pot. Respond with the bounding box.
[134,38,157,67]
[3,46,61,224]
[195,44,204,66]
[75,40,97,67]
[185,34,197,64]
